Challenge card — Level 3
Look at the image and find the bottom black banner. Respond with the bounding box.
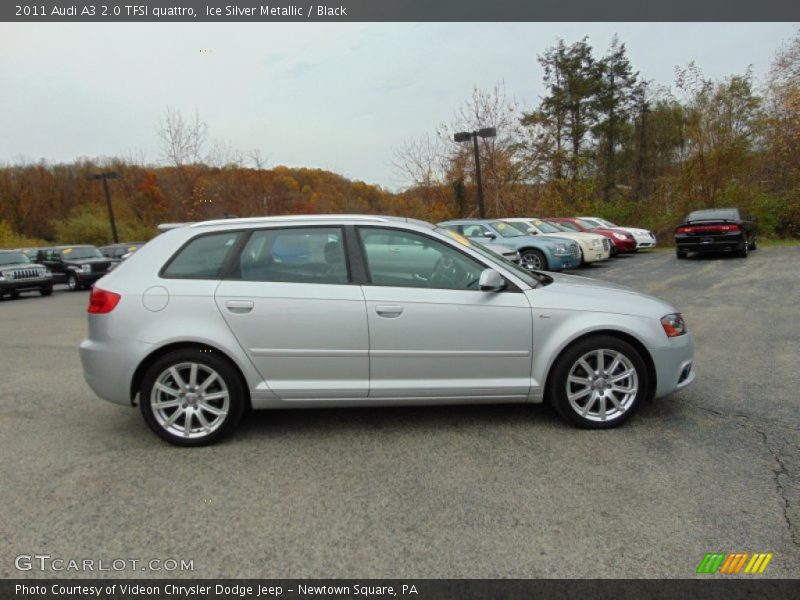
[2,579,799,600]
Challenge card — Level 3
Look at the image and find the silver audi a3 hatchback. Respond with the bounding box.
[80,215,695,445]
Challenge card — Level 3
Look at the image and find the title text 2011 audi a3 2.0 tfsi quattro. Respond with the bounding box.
[79,215,695,446]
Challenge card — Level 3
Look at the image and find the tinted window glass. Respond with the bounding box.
[163,232,240,278]
[687,209,739,222]
[462,224,491,237]
[359,227,484,290]
[236,227,348,284]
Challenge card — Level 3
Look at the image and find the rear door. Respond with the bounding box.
[215,226,369,400]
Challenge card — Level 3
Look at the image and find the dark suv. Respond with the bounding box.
[674,208,756,259]
[0,250,53,298]
[36,245,112,290]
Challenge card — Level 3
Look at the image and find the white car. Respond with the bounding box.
[578,217,657,250]
[504,218,611,264]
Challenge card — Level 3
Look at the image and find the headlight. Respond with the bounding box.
[81,264,91,273]
[661,313,687,337]
[591,238,602,248]
[612,232,627,240]
[553,243,569,256]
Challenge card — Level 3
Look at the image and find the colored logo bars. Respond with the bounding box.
[696,552,773,574]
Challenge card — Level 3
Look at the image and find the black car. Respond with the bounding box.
[674,208,757,259]
[0,250,53,299]
[99,242,144,261]
[36,245,112,290]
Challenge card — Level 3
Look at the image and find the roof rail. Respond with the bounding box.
[189,214,392,228]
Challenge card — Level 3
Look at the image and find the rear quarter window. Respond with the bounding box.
[161,231,241,279]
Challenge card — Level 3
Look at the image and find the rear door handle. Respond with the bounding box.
[375,304,403,318]
[225,300,254,314]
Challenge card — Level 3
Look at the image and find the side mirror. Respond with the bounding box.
[484,232,497,239]
[479,268,506,292]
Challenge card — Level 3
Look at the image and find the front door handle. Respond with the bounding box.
[225,300,254,314]
[375,304,403,318]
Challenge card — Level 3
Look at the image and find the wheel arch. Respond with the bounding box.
[542,329,657,403]
[130,341,252,409]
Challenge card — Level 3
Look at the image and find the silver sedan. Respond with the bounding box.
[80,215,694,445]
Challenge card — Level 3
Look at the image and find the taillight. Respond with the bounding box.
[676,224,740,234]
[88,287,121,314]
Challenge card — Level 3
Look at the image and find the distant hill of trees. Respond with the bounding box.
[1,32,798,248]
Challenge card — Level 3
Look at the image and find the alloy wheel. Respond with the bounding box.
[150,362,230,439]
[565,348,639,423]
[520,251,544,271]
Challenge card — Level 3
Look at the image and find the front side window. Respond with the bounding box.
[162,232,241,278]
[359,227,485,291]
[462,223,492,237]
[236,227,348,284]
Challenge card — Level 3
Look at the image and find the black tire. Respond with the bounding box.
[749,236,757,250]
[676,247,688,260]
[520,248,548,271]
[40,286,53,297]
[737,237,749,258]
[67,273,79,291]
[140,349,246,446]
[546,335,649,429]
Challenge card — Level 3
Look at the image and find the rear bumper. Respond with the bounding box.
[675,235,745,253]
[80,337,152,406]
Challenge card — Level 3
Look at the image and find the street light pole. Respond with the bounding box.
[453,127,497,219]
[88,172,120,244]
[471,134,486,220]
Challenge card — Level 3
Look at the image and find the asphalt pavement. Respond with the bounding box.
[0,247,798,579]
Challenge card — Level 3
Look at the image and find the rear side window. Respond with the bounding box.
[234,227,349,284]
[162,232,241,279]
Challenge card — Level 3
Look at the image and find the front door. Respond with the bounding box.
[357,226,533,401]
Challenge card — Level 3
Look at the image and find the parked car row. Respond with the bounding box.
[436,216,656,272]
[1,242,143,300]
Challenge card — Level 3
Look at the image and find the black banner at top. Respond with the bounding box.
[3,0,800,22]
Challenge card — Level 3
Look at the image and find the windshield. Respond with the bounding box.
[0,252,30,266]
[61,246,103,260]
[488,221,525,238]
[553,220,580,232]
[596,218,618,228]
[437,228,550,288]
[528,219,564,234]
[578,218,601,229]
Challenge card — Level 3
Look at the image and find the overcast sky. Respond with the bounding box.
[0,22,797,189]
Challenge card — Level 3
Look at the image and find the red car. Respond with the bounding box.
[546,217,638,254]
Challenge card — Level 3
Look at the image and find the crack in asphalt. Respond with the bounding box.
[668,396,799,547]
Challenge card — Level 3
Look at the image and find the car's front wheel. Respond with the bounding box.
[519,249,547,271]
[547,335,649,429]
[67,273,79,291]
[140,349,246,446]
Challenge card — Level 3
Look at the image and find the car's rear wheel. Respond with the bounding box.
[737,237,750,258]
[547,335,648,429]
[676,247,688,259]
[140,349,246,446]
[749,236,757,250]
[520,249,547,271]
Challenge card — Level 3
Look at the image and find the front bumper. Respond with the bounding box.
[549,253,579,271]
[0,275,53,293]
[582,247,611,262]
[650,332,695,399]
[634,236,657,249]
[75,271,107,285]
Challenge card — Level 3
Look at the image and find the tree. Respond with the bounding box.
[593,36,638,200]
[157,107,208,167]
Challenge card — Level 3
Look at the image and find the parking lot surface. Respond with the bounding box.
[1,247,798,578]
